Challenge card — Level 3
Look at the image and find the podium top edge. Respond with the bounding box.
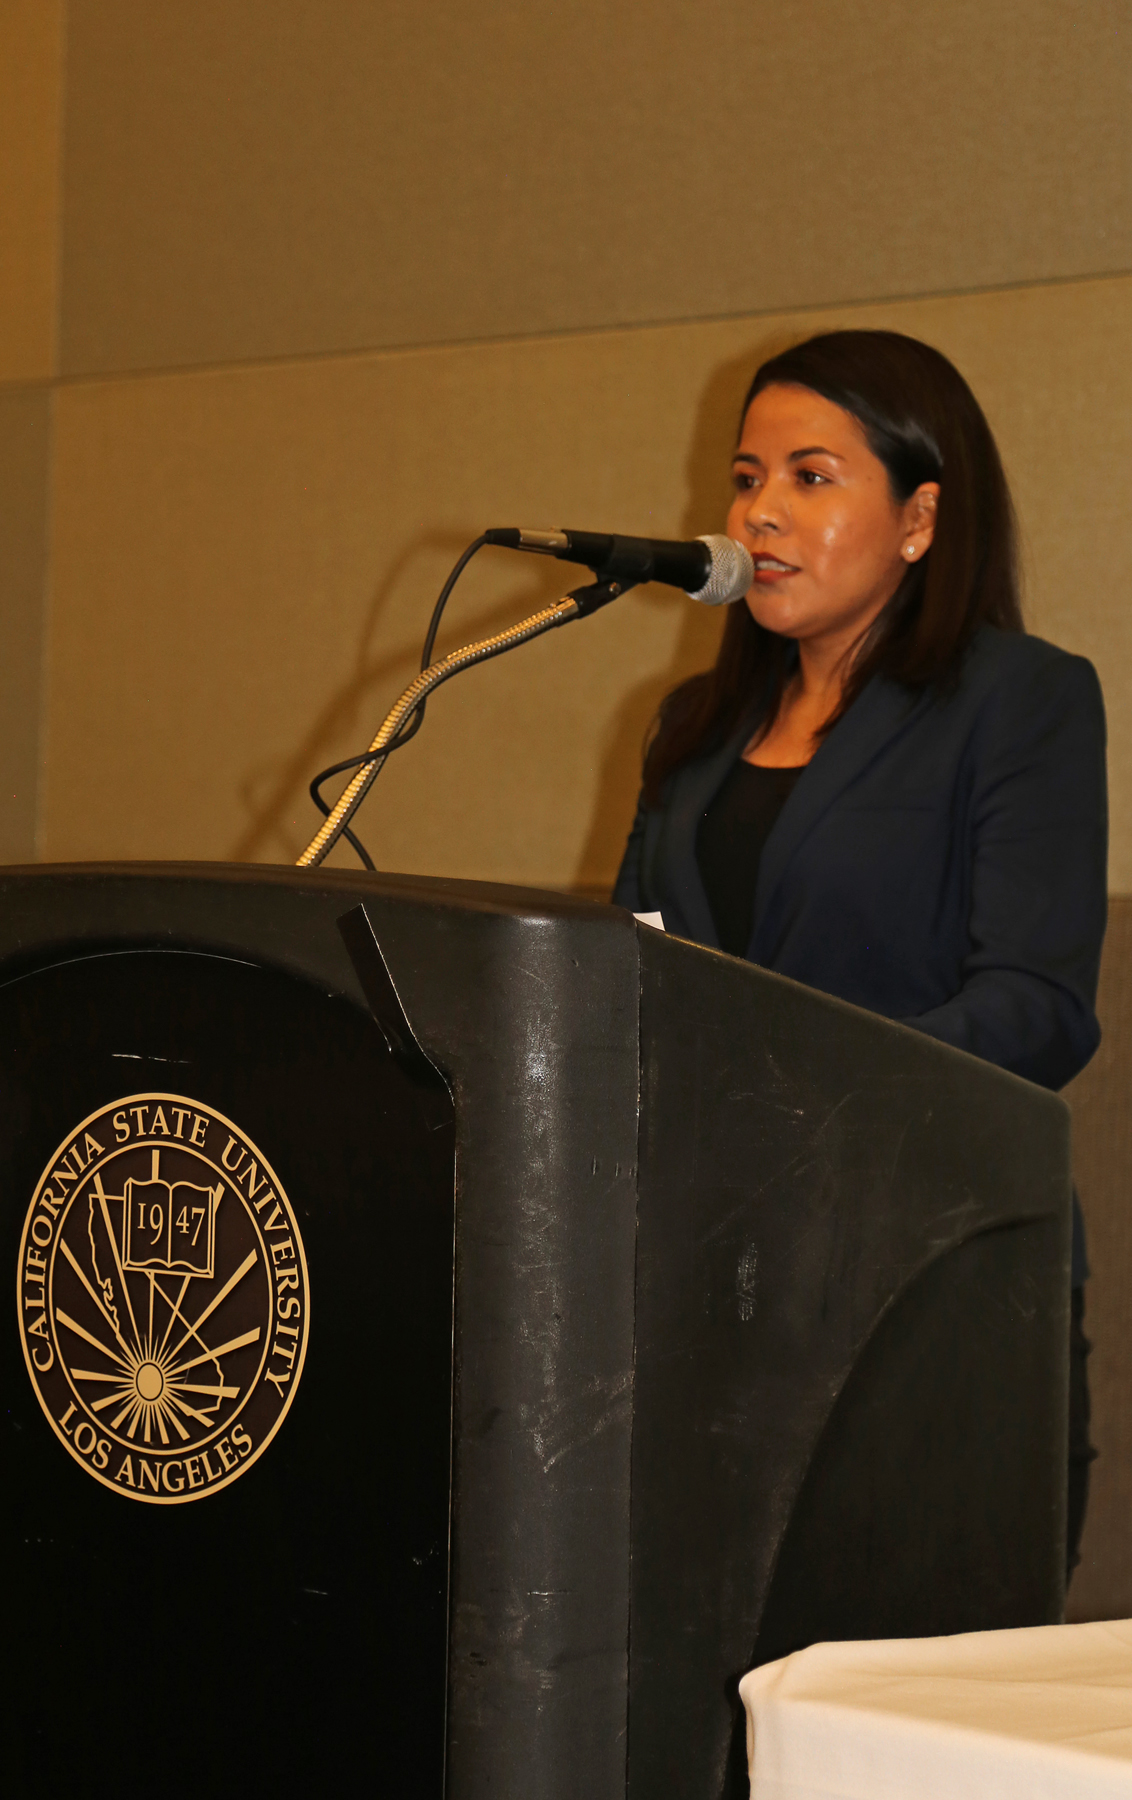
[0,860,622,923]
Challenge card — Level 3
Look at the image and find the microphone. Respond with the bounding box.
[484,527,752,605]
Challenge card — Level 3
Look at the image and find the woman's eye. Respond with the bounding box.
[797,467,829,487]
[732,471,758,492]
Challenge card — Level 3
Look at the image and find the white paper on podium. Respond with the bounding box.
[633,911,665,931]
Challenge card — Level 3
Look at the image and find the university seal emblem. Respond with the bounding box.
[17,1093,309,1504]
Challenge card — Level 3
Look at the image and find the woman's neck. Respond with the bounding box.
[745,636,856,768]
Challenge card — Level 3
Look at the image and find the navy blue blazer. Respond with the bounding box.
[613,627,1107,1096]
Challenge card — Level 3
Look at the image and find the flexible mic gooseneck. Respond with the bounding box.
[297,577,626,867]
[484,528,753,605]
[298,525,753,869]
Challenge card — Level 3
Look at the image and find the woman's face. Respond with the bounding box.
[726,382,938,654]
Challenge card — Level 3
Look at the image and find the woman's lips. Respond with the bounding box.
[751,555,800,585]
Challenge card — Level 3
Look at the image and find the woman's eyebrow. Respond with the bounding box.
[732,445,847,465]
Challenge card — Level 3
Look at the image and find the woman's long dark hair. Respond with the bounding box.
[642,329,1022,803]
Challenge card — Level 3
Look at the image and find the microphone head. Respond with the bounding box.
[688,535,753,605]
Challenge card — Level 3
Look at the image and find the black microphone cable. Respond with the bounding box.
[308,534,489,869]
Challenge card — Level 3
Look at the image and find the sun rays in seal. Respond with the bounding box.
[56,1229,260,1446]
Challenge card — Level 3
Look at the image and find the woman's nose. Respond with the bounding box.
[742,491,784,534]
[737,471,790,535]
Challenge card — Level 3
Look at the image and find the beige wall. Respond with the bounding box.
[0,0,64,860]
[58,0,1130,373]
[0,386,52,859]
[41,274,1132,890]
[0,0,64,383]
[1,1,1130,886]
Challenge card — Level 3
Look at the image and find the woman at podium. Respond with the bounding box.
[613,328,1106,1570]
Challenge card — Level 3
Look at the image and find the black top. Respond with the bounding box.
[696,760,805,957]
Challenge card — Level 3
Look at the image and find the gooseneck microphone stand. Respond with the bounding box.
[295,577,629,868]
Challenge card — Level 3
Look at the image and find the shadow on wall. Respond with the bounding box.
[571,327,805,899]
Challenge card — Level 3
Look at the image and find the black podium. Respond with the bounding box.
[1,865,1070,1799]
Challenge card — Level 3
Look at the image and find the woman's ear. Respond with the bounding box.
[901,482,940,561]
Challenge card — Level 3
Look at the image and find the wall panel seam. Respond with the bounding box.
[44,266,1132,392]
[34,383,59,862]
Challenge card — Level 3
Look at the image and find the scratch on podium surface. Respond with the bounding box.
[527,1370,634,1474]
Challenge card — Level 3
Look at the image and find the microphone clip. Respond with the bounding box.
[568,577,635,617]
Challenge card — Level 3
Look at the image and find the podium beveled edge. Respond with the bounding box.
[0,858,628,924]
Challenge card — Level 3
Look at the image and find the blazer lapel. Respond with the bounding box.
[662,723,752,947]
[749,675,930,953]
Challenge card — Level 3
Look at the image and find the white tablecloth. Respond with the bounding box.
[739,1619,1132,1798]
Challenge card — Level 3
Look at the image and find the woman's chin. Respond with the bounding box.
[745,594,809,637]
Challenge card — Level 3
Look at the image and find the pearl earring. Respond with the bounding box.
[905,544,916,559]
